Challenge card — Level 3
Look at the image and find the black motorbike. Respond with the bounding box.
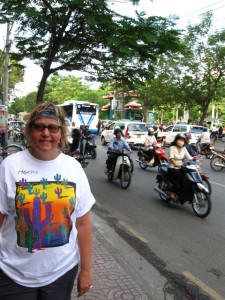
[154,161,212,218]
[82,135,97,159]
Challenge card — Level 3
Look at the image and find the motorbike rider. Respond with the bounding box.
[80,125,90,156]
[105,128,131,173]
[168,133,195,200]
[145,127,157,165]
[196,127,210,153]
[185,133,197,157]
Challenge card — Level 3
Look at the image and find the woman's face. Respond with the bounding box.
[176,138,185,148]
[30,118,62,160]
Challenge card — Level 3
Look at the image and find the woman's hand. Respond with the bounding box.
[77,269,93,297]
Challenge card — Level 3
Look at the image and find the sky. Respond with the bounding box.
[1,0,225,97]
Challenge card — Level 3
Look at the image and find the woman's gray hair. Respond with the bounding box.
[24,103,68,150]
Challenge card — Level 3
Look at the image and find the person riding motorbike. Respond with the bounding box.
[145,128,157,165]
[105,128,131,173]
[80,125,90,156]
[196,127,210,153]
[168,133,195,200]
[185,133,197,157]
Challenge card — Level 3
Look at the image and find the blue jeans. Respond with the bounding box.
[0,265,78,300]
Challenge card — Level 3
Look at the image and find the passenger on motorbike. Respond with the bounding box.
[145,128,157,165]
[185,133,197,157]
[105,128,131,173]
[69,128,81,156]
[168,133,195,200]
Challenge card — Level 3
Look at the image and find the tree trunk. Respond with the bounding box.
[36,71,49,104]
[199,100,211,125]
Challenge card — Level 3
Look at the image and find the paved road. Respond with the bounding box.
[83,136,225,299]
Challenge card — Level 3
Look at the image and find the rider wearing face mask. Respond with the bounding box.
[168,133,195,200]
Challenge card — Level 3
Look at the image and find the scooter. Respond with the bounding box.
[82,134,97,159]
[136,142,168,170]
[106,150,132,189]
[210,150,225,172]
[154,161,212,218]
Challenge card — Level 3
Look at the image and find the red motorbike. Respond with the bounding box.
[136,143,168,170]
[195,141,214,159]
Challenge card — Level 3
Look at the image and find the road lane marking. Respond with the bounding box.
[182,271,225,300]
[210,181,225,188]
[118,221,148,243]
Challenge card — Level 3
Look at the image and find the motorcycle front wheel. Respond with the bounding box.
[192,191,211,218]
[120,167,131,189]
[138,155,147,169]
[210,156,224,171]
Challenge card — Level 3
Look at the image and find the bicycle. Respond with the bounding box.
[1,144,23,159]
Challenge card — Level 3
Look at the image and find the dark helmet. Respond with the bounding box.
[114,128,122,135]
[185,133,192,139]
[174,133,186,143]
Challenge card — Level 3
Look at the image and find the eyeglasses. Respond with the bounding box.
[32,123,61,133]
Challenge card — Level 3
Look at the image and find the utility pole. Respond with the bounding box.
[3,21,10,105]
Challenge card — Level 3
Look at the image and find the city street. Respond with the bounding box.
[84,136,225,299]
[1,137,225,299]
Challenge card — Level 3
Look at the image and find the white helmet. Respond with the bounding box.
[148,127,154,132]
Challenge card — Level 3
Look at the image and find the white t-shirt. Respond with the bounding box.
[145,135,156,148]
[199,131,210,143]
[0,149,95,287]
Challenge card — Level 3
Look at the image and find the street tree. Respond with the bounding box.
[44,74,106,104]
[0,0,181,104]
[0,51,24,102]
[136,12,225,124]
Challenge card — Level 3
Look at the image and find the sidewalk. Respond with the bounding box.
[71,211,173,300]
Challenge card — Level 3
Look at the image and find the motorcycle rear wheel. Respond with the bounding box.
[221,136,225,142]
[120,168,131,189]
[210,156,224,171]
[192,191,211,218]
[138,155,147,169]
[90,148,97,159]
[158,181,170,203]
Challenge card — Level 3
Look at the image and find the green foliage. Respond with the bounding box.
[0,0,182,103]
[135,12,225,124]
[0,51,24,99]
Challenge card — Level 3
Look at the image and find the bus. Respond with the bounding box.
[58,100,99,134]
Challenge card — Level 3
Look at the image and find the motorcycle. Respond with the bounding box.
[13,127,23,142]
[106,150,132,189]
[82,134,97,159]
[154,161,212,218]
[194,141,214,159]
[210,150,225,172]
[136,142,168,170]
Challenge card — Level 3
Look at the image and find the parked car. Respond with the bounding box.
[164,124,205,146]
[101,120,149,147]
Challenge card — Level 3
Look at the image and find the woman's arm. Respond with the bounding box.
[76,211,93,297]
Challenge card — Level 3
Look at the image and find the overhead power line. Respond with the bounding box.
[179,0,225,20]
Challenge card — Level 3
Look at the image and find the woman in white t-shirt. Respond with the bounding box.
[0,104,95,299]
[168,133,194,200]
